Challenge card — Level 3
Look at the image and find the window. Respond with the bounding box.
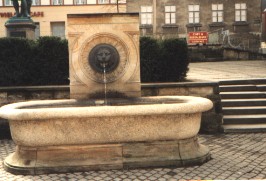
[110,0,126,3]
[212,4,223,22]
[35,22,40,39]
[4,0,13,6]
[98,0,108,4]
[165,6,176,24]
[188,5,200,23]
[141,6,153,25]
[52,0,63,5]
[51,22,65,38]
[75,0,86,4]
[32,0,41,5]
[235,3,247,21]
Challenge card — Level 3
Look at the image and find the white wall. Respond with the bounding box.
[41,0,50,5]
[64,0,73,5]
[87,0,96,4]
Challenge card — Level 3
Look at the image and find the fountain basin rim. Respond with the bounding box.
[0,96,213,121]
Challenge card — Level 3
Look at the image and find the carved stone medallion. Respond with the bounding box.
[88,44,119,73]
[79,34,129,84]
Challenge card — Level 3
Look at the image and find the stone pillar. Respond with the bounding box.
[5,17,36,40]
[67,13,140,99]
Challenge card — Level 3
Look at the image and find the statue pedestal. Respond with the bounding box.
[5,17,36,39]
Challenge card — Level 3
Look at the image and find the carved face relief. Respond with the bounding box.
[89,44,119,73]
[97,48,111,65]
[79,34,129,83]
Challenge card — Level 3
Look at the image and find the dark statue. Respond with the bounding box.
[13,0,32,17]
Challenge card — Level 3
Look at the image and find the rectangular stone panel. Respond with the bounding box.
[123,141,182,168]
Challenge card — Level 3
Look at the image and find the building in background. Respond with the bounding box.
[261,0,266,47]
[0,0,126,38]
[0,0,264,54]
[127,0,262,52]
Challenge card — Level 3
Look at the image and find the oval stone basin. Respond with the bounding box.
[0,96,213,175]
[0,96,212,146]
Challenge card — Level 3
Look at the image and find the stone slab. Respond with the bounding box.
[3,136,210,175]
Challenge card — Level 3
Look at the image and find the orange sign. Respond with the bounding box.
[188,32,208,44]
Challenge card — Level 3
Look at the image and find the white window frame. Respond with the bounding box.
[32,0,41,6]
[212,4,223,22]
[51,22,65,39]
[4,0,13,6]
[98,0,109,4]
[108,0,126,4]
[75,0,86,5]
[52,0,63,5]
[165,5,176,24]
[141,6,153,25]
[35,22,40,39]
[188,4,200,24]
[235,3,247,21]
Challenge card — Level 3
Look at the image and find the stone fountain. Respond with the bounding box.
[0,13,213,175]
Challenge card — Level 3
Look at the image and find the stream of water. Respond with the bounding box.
[103,64,107,105]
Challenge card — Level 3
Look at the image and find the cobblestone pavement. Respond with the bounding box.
[187,60,266,81]
[1,133,266,180]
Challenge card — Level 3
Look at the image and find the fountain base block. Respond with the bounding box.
[4,136,210,175]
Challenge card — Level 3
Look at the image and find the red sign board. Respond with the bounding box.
[188,32,208,44]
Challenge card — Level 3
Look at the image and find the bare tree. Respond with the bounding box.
[116,0,126,13]
[117,0,119,13]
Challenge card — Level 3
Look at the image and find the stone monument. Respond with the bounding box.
[68,13,141,99]
[0,13,213,175]
[5,0,36,39]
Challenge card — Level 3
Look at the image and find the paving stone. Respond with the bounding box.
[187,61,266,81]
[1,133,266,180]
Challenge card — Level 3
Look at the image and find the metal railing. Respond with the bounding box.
[208,29,261,52]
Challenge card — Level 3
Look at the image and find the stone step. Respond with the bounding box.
[222,99,266,107]
[220,92,266,99]
[223,114,266,125]
[219,85,257,92]
[219,79,266,86]
[257,84,266,91]
[223,106,266,115]
[223,124,266,133]
[219,79,266,133]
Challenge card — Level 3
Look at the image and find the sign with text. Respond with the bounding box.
[0,12,44,18]
[188,32,208,44]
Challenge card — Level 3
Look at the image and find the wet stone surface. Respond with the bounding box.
[0,133,266,180]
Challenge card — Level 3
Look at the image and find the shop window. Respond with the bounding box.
[51,22,65,38]
[141,6,153,25]
[52,0,63,5]
[235,3,247,21]
[35,22,40,38]
[212,4,223,22]
[4,0,13,6]
[165,5,176,24]
[188,4,200,23]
